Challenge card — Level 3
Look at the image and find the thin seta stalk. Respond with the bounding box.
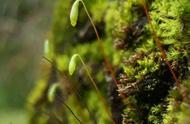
[42,56,101,123]
[43,55,97,123]
[81,0,120,91]
[69,54,115,124]
[48,83,83,124]
[140,0,180,87]
[43,58,83,123]
[44,56,107,123]
[70,0,119,90]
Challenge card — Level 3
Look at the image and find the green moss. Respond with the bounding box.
[163,77,190,124]
[106,0,190,123]
[28,0,190,123]
[148,104,167,124]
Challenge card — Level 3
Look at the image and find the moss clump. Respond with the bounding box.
[28,0,190,124]
[163,77,190,124]
[105,0,190,123]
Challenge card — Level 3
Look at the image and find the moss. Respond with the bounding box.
[106,0,190,123]
[148,103,167,124]
[28,0,190,123]
[163,77,190,124]
[28,0,116,123]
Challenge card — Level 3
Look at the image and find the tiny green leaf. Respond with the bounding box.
[70,0,80,27]
[69,54,78,75]
[47,83,60,103]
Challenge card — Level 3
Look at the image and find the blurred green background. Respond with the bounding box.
[0,0,56,123]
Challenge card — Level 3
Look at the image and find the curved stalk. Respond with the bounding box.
[70,54,115,123]
[82,0,120,89]
[75,0,120,94]
[47,83,83,124]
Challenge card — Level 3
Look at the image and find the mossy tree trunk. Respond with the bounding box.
[28,0,190,124]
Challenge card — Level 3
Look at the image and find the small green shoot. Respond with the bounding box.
[70,0,100,40]
[47,82,83,124]
[47,83,60,103]
[69,54,115,123]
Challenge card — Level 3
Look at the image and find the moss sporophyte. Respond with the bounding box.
[69,54,115,123]
[43,55,114,123]
[47,83,83,124]
[70,0,126,98]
